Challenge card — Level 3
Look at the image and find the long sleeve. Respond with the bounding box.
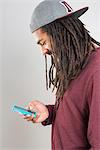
[87,70,100,149]
[42,105,55,126]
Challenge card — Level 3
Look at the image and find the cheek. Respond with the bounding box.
[44,43,51,50]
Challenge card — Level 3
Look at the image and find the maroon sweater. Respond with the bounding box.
[42,47,100,150]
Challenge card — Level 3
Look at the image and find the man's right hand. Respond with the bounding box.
[20,100,49,123]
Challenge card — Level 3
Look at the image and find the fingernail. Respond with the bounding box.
[30,106,33,110]
[27,115,31,117]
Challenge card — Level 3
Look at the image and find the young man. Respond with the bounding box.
[22,0,100,149]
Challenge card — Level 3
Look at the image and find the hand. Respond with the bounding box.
[21,100,49,123]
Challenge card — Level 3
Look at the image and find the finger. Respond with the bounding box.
[31,115,41,123]
[28,100,41,107]
[26,116,37,122]
[25,114,40,123]
[27,118,33,121]
[23,115,32,119]
[31,118,36,123]
[26,104,37,113]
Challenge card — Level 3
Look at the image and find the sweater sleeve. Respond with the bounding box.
[41,105,55,126]
[87,70,100,149]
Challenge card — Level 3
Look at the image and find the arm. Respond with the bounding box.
[87,70,100,149]
[42,105,55,126]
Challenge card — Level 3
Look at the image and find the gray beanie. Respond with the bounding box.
[30,0,88,33]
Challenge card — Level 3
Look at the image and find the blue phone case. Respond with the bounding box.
[12,105,37,118]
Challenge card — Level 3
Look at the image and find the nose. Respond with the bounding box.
[41,47,51,55]
[42,48,49,55]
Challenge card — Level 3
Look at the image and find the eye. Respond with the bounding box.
[40,41,46,46]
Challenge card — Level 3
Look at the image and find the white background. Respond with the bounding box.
[0,0,100,150]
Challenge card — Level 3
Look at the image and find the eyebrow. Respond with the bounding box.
[37,39,43,45]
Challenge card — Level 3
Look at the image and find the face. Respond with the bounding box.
[32,28,52,55]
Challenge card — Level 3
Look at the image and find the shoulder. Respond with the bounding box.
[82,47,100,77]
[89,47,100,70]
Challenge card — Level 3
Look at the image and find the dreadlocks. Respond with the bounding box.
[42,16,100,109]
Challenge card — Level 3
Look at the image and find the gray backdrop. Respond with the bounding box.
[0,0,100,150]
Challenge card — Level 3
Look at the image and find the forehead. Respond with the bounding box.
[32,28,48,42]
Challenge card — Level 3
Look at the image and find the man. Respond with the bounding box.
[22,0,100,149]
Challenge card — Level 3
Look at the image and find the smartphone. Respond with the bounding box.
[12,105,37,118]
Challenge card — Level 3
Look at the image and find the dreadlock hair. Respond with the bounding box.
[41,16,100,109]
